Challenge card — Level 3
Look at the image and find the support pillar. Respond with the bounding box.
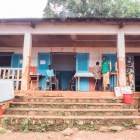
[117,31,126,87]
[21,33,32,90]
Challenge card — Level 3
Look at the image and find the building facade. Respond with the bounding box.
[0,18,140,92]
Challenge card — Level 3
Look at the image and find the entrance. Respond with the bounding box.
[37,52,89,91]
[134,56,140,91]
[51,53,76,90]
[126,54,140,91]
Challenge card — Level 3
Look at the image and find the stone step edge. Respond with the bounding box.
[1,115,140,119]
[10,102,124,105]
[15,96,123,99]
[5,108,137,111]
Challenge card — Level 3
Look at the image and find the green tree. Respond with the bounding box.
[43,0,140,18]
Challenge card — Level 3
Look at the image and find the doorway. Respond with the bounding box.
[51,53,76,90]
[134,56,140,91]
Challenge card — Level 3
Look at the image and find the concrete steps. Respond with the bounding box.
[14,96,124,103]
[0,115,140,131]
[0,95,140,132]
[9,102,126,109]
[4,108,138,116]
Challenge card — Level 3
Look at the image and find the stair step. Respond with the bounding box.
[4,108,138,116]
[1,95,138,132]
[133,92,140,97]
[0,115,140,131]
[14,96,123,103]
[14,90,115,97]
[10,102,125,109]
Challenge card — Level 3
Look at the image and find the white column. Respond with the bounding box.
[21,33,32,90]
[117,31,126,87]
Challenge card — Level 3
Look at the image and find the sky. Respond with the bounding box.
[0,0,47,18]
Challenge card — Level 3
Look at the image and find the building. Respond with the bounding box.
[0,17,140,93]
[1,18,140,131]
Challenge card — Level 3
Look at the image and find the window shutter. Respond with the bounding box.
[11,54,20,68]
[111,55,117,72]
[37,53,51,90]
[38,53,50,70]
[76,53,89,72]
[102,54,110,62]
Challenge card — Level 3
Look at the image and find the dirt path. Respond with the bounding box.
[0,129,140,140]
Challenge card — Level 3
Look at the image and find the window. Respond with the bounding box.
[0,55,11,67]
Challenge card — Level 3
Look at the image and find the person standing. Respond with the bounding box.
[46,65,59,90]
[93,62,102,92]
[102,56,110,91]
[126,56,134,90]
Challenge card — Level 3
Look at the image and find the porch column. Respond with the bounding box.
[21,33,32,90]
[117,31,126,87]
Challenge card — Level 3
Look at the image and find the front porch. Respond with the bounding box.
[0,33,135,92]
[15,90,115,97]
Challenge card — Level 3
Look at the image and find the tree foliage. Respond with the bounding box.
[43,0,140,18]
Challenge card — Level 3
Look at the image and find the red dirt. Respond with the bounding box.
[0,129,140,140]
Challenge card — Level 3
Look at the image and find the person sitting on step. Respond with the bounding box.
[46,65,59,90]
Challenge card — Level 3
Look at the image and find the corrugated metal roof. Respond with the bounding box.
[0,17,140,23]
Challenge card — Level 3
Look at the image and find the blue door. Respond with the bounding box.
[76,53,89,91]
[102,54,117,91]
[37,53,51,90]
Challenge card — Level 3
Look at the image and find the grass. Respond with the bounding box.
[132,120,136,125]
[120,100,123,103]
[118,112,123,116]
[0,129,5,134]
[98,113,103,116]
[110,127,117,131]
[23,129,30,133]
[122,122,129,127]
[20,105,24,108]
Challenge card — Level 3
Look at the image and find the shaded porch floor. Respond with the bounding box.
[14,90,140,97]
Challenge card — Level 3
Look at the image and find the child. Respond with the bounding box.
[93,62,102,91]
[69,74,76,91]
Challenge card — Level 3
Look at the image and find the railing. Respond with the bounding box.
[0,68,22,90]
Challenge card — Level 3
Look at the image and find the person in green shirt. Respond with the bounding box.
[102,56,110,91]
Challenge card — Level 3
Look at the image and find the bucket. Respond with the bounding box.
[123,93,133,104]
[0,109,4,116]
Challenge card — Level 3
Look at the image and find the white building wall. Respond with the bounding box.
[1,46,140,68]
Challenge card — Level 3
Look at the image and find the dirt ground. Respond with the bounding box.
[0,129,140,140]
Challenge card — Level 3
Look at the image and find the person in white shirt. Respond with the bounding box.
[46,65,59,90]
